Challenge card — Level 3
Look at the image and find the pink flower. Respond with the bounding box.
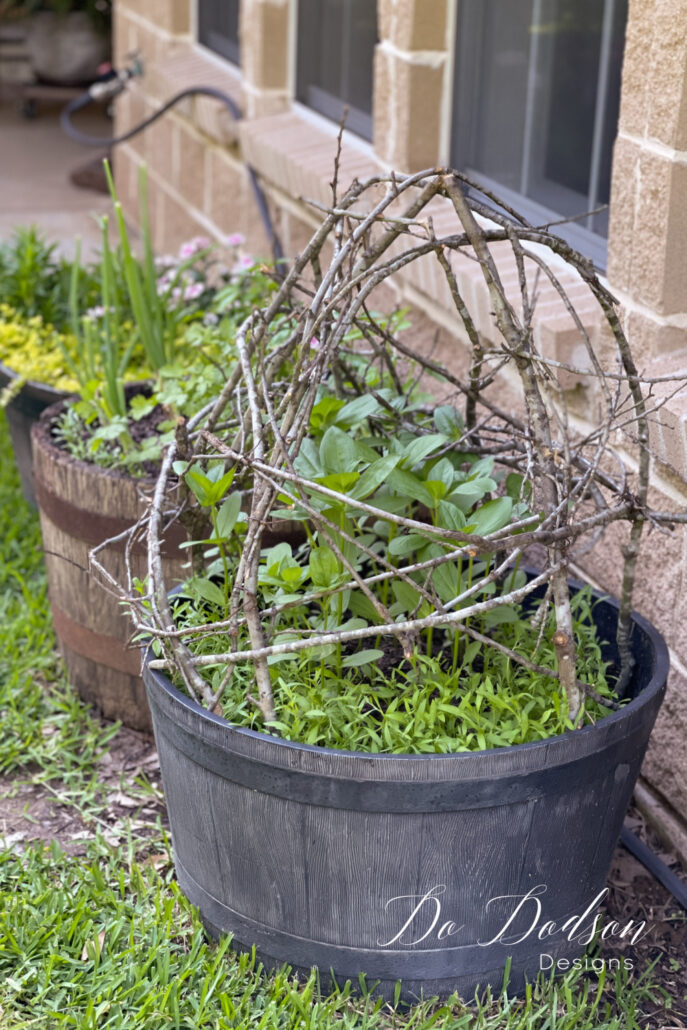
[178,236,210,259]
[184,282,204,301]
[171,287,183,301]
[310,336,320,350]
[239,254,254,269]
[226,232,245,247]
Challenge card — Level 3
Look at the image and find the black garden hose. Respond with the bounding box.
[620,825,687,912]
[60,82,283,265]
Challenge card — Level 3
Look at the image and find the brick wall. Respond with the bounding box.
[112,0,687,849]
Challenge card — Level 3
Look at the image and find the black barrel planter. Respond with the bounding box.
[142,588,668,1003]
[0,361,65,507]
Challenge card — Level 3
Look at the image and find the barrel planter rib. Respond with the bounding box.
[31,400,187,732]
[142,591,668,1003]
[0,361,65,507]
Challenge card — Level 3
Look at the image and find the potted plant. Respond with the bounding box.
[99,169,683,1000]
[6,0,112,86]
[30,165,278,730]
[0,226,101,503]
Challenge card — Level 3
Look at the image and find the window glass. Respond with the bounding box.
[452,0,627,264]
[297,0,377,140]
[198,0,240,65]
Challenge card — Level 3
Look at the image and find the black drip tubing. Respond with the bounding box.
[620,825,687,912]
[60,85,283,265]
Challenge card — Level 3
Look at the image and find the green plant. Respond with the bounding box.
[0,409,676,1026]
[0,414,115,794]
[0,227,100,330]
[111,166,687,745]
[50,163,280,473]
[0,304,81,400]
[0,837,669,1029]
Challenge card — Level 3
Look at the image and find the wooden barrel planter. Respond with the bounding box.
[31,399,188,732]
[0,361,65,508]
[142,589,668,1002]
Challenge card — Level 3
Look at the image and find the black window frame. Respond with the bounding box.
[198,0,240,66]
[296,0,377,141]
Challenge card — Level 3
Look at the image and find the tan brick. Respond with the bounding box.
[160,0,191,35]
[240,0,290,92]
[616,0,654,138]
[373,46,444,170]
[607,135,639,294]
[280,208,319,259]
[642,351,687,474]
[642,667,687,822]
[645,0,687,150]
[624,308,687,368]
[241,87,290,120]
[194,95,240,146]
[112,144,143,229]
[144,110,176,179]
[176,122,207,212]
[154,181,207,252]
[112,5,137,66]
[118,0,190,34]
[378,0,448,52]
[581,473,686,614]
[207,148,276,257]
[610,144,687,317]
[113,84,149,158]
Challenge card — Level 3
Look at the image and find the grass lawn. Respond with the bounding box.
[0,412,678,1029]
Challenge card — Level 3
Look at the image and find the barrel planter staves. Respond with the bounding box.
[0,361,65,507]
[31,399,187,732]
[142,588,668,1002]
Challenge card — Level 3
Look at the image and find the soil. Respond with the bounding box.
[0,723,167,857]
[603,814,687,1027]
[0,717,685,1026]
[49,385,178,479]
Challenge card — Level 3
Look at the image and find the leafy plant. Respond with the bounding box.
[0,227,101,330]
[104,166,687,755]
[47,163,274,473]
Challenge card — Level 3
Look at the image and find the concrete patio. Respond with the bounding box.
[0,98,112,257]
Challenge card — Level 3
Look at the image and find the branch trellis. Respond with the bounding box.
[90,168,687,727]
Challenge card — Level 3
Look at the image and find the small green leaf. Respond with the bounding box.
[388,533,429,557]
[334,394,381,426]
[191,578,226,608]
[341,648,385,668]
[403,433,447,468]
[468,496,513,536]
[386,468,435,507]
[184,464,213,505]
[434,405,464,438]
[309,546,340,587]
[319,425,357,474]
[391,580,421,612]
[349,455,400,500]
[128,394,155,421]
[216,493,241,538]
[435,500,466,532]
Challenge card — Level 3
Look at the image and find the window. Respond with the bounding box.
[198,0,240,65]
[452,0,628,266]
[297,0,377,140]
